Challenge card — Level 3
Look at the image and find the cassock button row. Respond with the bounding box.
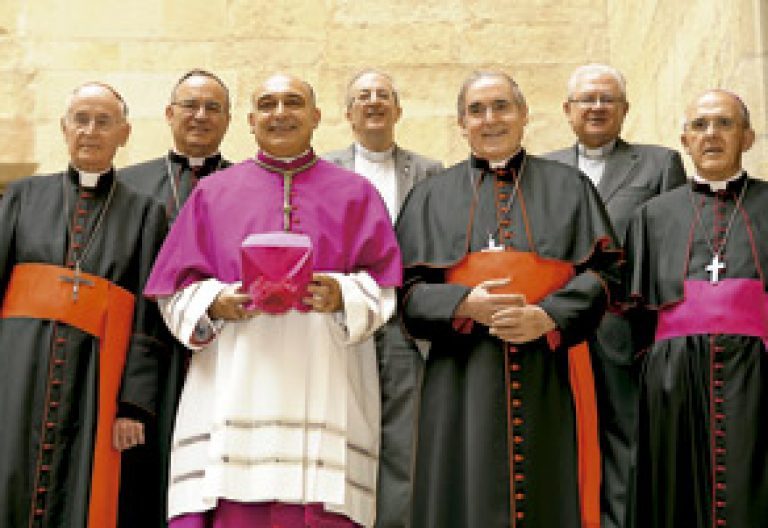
[512,399,522,408]
[716,482,727,490]
[515,492,525,501]
[40,464,51,471]
[513,436,524,444]
[508,345,518,353]
[714,362,724,370]
[716,465,726,472]
[77,208,87,215]
[514,473,525,482]
[512,417,524,426]
[716,501,726,508]
[715,447,726,455]
[510,363,521,371]
[511,381,521,390]
[34,508,45,517]
[37,487,47,493]
[717,520,727,526]
[714,380,724,387]
[516,511,525,520]
[715,430,726,438]
[49,401,59,408]
[51,379,62,386]
[498,193,509,200]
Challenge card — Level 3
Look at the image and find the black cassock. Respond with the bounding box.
[117,152,230,528]
[396,152,620,528]
[624,175,768,528]
[0,168,167,527]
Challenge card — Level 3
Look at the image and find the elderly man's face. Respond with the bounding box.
[345,72,401,140]
[61,85,130,173]
[248,75,320,158]
[564,73,628,148]
[166,75,230,157]
[681,91,755,181]
[459,76,528,162]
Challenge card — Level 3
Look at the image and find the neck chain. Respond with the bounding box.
[253,155,318,231]
[61,172,117,299]
[688,178,749,284]
[165,154,223,215]
[470,157,527,250]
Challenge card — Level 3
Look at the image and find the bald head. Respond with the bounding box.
[66,82,128,119]
[248,73,321,157]
[681,89,754,182]
[252,73,316,109]
[61,82,131,173]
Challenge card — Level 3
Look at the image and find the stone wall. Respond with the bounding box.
[0,0,764,183]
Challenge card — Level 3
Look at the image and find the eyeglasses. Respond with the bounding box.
[171,99,225,115]
[685,116,738,133]
[568,95,625,108]
[67,112,122,132]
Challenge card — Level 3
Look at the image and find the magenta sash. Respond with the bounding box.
[655,279,768,348]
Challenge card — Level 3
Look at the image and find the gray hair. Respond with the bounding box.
[457,71,527,117]
[567,63,627,98]
[65,82,129,118]
[345,68,400,109]
[171,69,231,109]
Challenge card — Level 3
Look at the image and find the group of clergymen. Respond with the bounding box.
[0,63,764,528]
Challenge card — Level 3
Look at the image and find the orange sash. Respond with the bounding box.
[447,250,600,528]
[1,262,135,528]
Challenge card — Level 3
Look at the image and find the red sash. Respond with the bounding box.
[1,262,135,528]
[447,249,600,528]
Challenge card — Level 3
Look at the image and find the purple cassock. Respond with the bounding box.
[144,150,401,528]
[145,150,401,297]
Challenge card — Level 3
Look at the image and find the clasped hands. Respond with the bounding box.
[208,273,342,321]
[454,278,556,344]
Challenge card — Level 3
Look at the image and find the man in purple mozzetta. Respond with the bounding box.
[144,73,401,528]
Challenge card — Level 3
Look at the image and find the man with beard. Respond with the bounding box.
[325,69,442,528]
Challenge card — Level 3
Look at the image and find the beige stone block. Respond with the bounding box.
[33,119,69,174]
[227,0,329,38]
[0,69,34,119]
[331,0,463,24]
[119,42,215,71]
[162,0,229,38]
[25,0,164,38]
[0,40,23,69]
[0,117,35,163]
[326,23,454,65]
[26,41,121,71]
[212,39,323,70]
[463,0,605,24]
[0,0,22,35]
[459,23,607,64]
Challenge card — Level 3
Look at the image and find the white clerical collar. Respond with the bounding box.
[174,150,220,167]
[268,149,311,163]
[692,170,744,191]
[75,168,106,188]
[355,142,394,163]
[578,139,616,160]
[474,147,522,169]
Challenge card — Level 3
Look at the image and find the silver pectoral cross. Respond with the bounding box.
[60,263,94,302]
[705,253,726,284]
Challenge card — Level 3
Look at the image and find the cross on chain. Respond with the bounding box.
[60,264,94,302]
[705,253,726,284]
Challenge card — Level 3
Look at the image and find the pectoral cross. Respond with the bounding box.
[484,233,503,252]
[60,263,94,301]
[706,253,726,284]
